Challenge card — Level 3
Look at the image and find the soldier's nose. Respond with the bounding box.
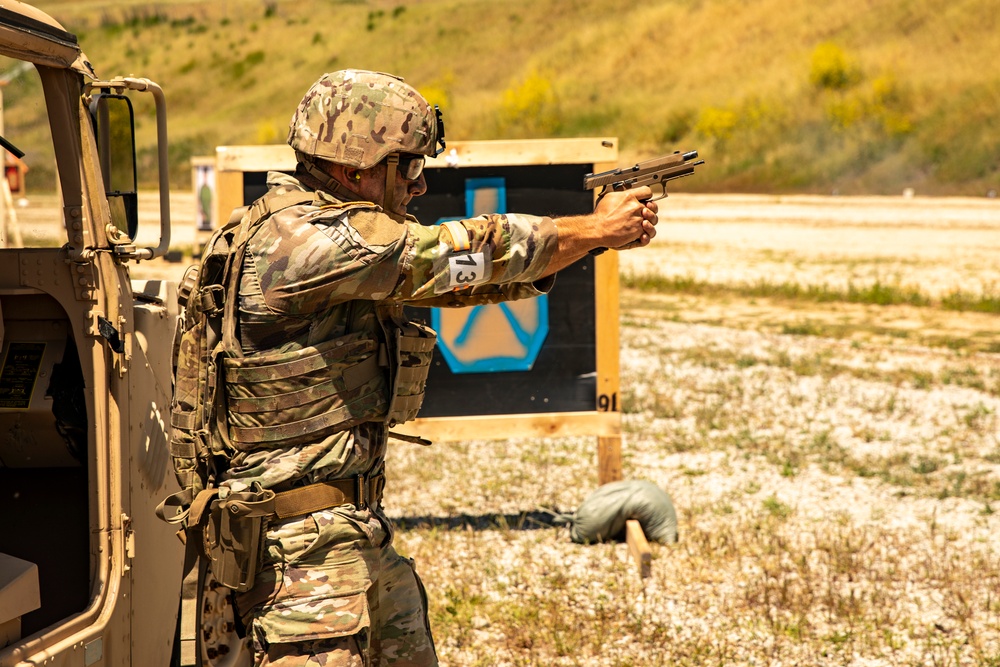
[409,173,427,198]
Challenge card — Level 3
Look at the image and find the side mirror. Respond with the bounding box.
[89,92,138,241]
[85,77,170,260]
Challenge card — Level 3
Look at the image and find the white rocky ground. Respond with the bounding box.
[387,311,1000,666]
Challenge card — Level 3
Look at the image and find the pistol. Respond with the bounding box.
[583,150,704,255]
[584,150,704,201]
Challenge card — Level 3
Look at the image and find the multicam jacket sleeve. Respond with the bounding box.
[248,173,559,318]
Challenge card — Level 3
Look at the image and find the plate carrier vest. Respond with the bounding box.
[156,187,436,535]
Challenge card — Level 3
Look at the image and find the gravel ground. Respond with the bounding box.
[620,194,1000,299]
[385,312,1000,666]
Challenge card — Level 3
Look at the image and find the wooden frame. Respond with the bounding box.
[212,139,625,485]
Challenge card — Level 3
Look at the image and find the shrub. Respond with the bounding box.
[824,72,913,136]
[870,73,913,136]
[826,96,865,129]
[245,50,266,67]
[695,106,738,142]
[367,10,384,31]
[810,42,861,91]
[255,121,281,145]
[498,71,561,136]
[419,72,455,113]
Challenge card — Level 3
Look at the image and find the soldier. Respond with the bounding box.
[221,69,658,666]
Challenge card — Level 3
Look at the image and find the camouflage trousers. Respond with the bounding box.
[236,508,437,666]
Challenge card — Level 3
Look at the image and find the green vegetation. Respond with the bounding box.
[17,0,1000,194]
[623,271,1000,314]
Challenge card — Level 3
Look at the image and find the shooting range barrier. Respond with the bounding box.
[209,138,652,576]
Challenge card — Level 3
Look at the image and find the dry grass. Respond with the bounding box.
[16,0,1000,193]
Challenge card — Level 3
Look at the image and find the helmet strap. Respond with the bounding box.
[382,154,404,223]
[295,152,407,223]
[295,154,354,199]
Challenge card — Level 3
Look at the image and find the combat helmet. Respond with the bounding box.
[289,69,444,219]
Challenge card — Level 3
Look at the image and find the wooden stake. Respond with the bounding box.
[626,519,651,579]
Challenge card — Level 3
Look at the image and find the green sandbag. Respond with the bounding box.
[568,480,678,545]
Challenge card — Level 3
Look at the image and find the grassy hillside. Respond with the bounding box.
[22,0,1000,194]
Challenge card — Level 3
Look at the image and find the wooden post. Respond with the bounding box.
[213,169,244,233]
[1,177,21,247]
[591,163,622,486]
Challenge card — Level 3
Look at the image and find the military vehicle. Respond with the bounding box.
[0,3,245,666]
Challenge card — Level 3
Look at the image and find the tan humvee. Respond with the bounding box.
[0,3,244,666]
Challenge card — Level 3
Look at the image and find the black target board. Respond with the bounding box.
[406,163,597,417]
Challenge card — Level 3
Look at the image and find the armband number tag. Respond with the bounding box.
[447,252,489,290]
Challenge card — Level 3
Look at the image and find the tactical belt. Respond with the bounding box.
[271,472,385,519]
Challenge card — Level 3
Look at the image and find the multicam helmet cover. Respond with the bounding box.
[288,69,445,169]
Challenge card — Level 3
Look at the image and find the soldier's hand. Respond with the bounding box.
[594,187,659,251]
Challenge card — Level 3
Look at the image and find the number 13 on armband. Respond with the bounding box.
[447,251,489,289]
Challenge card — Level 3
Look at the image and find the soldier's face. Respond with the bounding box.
[359,159,427,219]
[391,162,428,218]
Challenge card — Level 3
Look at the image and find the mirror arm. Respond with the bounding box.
[120,78,169,260]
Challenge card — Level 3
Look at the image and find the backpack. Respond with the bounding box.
[155,189,317,532]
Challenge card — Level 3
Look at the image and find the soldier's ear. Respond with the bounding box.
[331,164,363,191]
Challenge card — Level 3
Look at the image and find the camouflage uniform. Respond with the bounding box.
[222,71,559,667]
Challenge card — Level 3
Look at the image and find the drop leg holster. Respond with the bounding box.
[202,485,276,593]
[198,466,387,592]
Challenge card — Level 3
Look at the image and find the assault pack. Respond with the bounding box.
[155,186,436,590]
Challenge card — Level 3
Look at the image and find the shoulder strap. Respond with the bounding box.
[220,188,323,357]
